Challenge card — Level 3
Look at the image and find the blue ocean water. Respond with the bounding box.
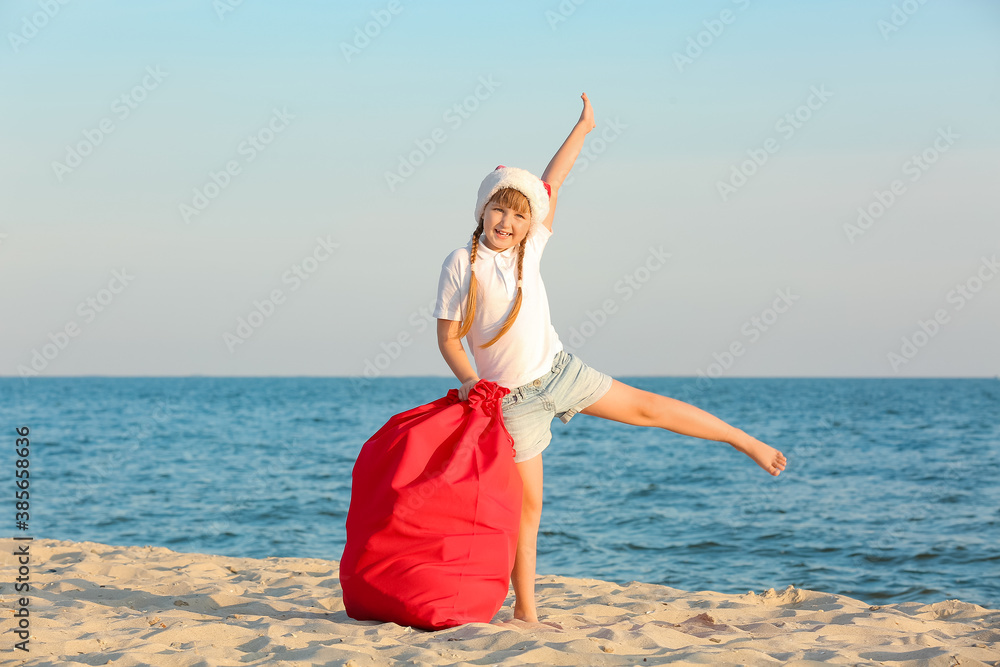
[2,377,998,610]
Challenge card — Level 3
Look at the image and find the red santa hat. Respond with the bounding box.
[474,165,552,229]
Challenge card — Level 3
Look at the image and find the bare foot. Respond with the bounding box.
[729,429,787,476]
[497,618,563,632]
[513,605,538,624]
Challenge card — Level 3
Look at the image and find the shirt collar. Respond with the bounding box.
[475,237,516,264]
[471,236,519,294]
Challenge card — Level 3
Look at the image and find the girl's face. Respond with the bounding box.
[481,199,530,252]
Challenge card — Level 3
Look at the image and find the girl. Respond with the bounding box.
[433,92,787,626]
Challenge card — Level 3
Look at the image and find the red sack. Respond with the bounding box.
[339,379,523,630]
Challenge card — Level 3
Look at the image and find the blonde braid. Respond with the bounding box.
[457,222,484,340]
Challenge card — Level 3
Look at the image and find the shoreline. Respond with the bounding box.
[5,537,999,666]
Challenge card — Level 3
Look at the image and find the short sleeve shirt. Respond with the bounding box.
[433,224,563,390]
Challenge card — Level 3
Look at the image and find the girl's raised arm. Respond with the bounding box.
[538,93,596,231]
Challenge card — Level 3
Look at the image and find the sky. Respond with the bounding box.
[2,0,998,379]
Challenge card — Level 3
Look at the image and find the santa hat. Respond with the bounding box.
[474,165,552,229]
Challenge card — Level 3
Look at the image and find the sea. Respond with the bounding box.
[3,376,998,610]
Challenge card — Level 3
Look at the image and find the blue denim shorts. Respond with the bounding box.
[500,349,614,463]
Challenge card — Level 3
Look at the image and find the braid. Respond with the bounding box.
[457,222,483,340]
[516,234,526,286]
[480,233,526,348]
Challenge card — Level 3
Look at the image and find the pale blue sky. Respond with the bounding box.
[2,0,998,378]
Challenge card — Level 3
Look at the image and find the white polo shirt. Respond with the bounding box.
[433,223,564,390]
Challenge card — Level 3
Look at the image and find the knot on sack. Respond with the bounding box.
[466,379,510,415]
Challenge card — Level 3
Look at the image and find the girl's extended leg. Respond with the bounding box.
[580,380,787,475]
[510,453,544,623]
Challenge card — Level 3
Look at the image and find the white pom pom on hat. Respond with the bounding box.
[475,164,552,229]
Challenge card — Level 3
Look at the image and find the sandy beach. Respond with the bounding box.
[3,537,998,666]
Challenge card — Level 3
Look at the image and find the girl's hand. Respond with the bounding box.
[577,92,595,133]
[458,377,480,401]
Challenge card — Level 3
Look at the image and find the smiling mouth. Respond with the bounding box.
[495,230,512,238]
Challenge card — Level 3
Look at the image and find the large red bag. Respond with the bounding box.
[339,379,523,630]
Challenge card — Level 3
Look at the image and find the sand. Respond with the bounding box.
[3,538,998,666]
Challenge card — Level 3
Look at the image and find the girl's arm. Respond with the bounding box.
[437,319,479,400]
[538,92,596,231]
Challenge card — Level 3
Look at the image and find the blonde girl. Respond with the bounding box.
[433,92,787,625]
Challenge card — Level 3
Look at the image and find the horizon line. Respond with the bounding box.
[2,374,997,380]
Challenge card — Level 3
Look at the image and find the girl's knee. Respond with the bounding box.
[515,452,544,522]
[520,492,543,523]
[519,478,544,524]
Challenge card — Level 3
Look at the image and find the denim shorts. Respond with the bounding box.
[500,349,614,463]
